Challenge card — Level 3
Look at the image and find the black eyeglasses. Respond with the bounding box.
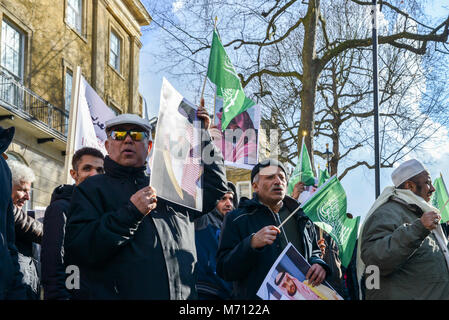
[108,130,148,141]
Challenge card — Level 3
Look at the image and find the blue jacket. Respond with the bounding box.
[194,209,232,299]
[217,194,330,300]
[0,126,26,299]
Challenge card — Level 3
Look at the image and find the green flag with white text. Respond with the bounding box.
[431,175,449,223]
[318,168,330,187]
[287,137,315,195]
[301,176,360,268]
[207,29,255,131]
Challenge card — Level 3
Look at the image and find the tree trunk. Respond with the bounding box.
[299,0,321,174]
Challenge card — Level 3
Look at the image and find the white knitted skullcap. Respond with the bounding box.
[391,159,427,187]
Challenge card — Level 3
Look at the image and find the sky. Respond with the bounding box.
[138,0,449,224]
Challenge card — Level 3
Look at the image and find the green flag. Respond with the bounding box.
[207,29,255,131]
[301,176,360,268]
[287,137,315,196]
[318,168,330,187]
[431,175,449,223]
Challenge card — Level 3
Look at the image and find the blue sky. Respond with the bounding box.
[138,0,449,223]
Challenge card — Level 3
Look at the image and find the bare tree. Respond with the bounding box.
[143,0,449,177]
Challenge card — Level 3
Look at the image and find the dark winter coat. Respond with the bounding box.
[194,209,233,299]
[64,149,227,299]
[0,126,26,299]
[216,194,330,300]
[41,184,74,300]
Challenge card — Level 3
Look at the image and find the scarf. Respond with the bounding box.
[356,186,449,298]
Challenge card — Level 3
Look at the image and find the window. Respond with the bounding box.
[66,0,82,34]
[237,181,252,199]
[64,68,73,134]
[109,30,121,73]
[1,19,24,79]
[64,69,73,112]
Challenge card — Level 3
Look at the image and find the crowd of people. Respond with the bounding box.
[0,105,447,300]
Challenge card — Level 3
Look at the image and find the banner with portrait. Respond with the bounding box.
[257,243,343,300]
[210,102,260,170]
[150,78,203,211]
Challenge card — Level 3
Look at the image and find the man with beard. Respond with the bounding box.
[194,182,237,299]
[358,159,449,299]
[41,147,104,300]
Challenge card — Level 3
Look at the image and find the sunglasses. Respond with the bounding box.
[109,130,148,141]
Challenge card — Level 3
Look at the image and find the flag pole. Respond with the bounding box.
[200,17,218,103]
[63,66,81,184]
[372,0,381,198]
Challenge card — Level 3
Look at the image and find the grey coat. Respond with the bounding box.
[361,196,449,300]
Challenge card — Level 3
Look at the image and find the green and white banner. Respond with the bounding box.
[431,175,449,223]
[318,168,330,187]
[287,136,316,196]
[207,29,255,131]
[301,175,359,268]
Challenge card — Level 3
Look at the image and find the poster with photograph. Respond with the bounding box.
[257,243,344,300]
[150,78,203,211]
[210,104,260,170]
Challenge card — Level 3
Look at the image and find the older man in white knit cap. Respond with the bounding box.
[357,159,449,300]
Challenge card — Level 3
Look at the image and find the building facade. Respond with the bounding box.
[0,0,151,209]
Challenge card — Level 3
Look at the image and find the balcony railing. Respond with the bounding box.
[0,66,69,137]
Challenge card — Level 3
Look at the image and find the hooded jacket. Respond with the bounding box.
[216,194,330,300]
[41,184,74,300]
[64,147,227,299]
[0,126,26,299]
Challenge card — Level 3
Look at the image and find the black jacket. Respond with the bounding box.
[216,195,330,300]
[64,150,227,299]
[41,184,74,300]
[0,126,26,299]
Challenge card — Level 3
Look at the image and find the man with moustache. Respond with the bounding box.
[216,159,329,300]
[64,105,228,299]
[359,159,449,299]
[194,182,237,300]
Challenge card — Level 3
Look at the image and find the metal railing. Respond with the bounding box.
[0,66,69,136]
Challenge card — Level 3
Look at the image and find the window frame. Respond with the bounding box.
[64,0,87,40]
[108,27,123,75]
[0,18,25,81]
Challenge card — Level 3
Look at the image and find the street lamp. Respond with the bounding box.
[324,143,334,175]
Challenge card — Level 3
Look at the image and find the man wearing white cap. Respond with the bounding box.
[64,105,228,299]
[357,159,449,299]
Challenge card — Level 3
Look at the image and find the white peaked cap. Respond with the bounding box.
[105,114,152,133]
[391,159,427,187]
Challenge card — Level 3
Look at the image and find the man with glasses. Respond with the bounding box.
[64,111,228,299]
